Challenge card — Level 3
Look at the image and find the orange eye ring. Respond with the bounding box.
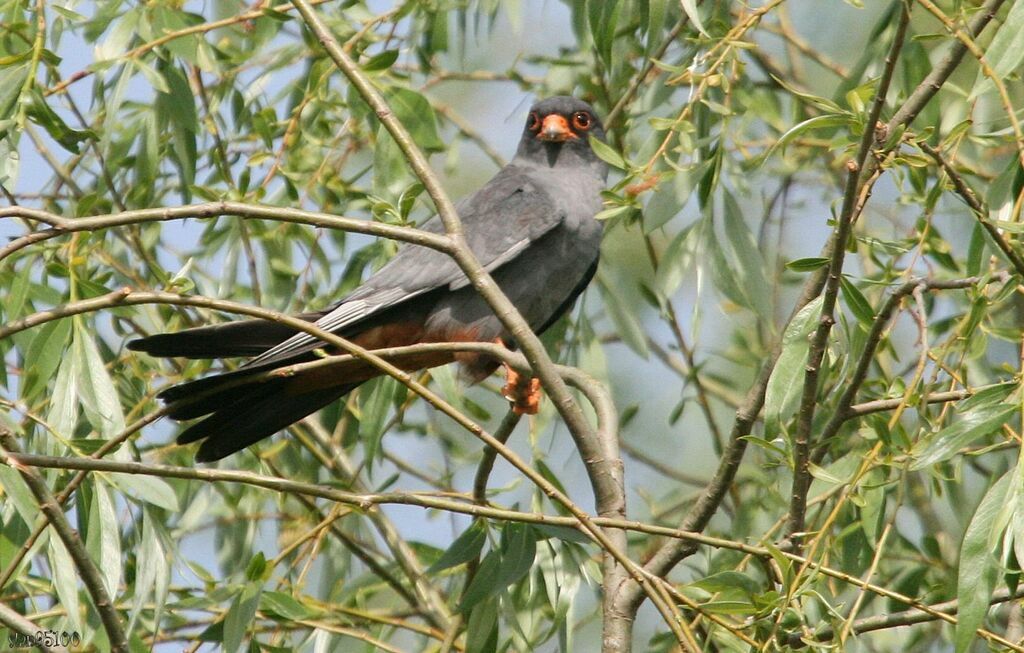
[526,112,541,131]
[572,111,592,130]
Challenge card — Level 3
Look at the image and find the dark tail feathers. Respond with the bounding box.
[127,313,323,359]
[175,381,356,462]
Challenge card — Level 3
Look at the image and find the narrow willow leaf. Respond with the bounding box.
[764,296,824,434]
[645,0,667,53]
[654,224,697,302]
[156,61,198,191]
[465,595,499,653]
[955,472,1011,653]
[106,472,179,511]
[702,212,748,312]
[459,549,504,611]
[762,114,853,163]
[21,317,72,401]
[0,463,40,525]
[88,480,122,599]
[261,591,318,621]
[786,257,829,272]
[969,0,1024,99]
[588,135,626,169]
[359,376,398,473]
[386,87,444,151]
[911,403,1017,470]
[497,523,538,588]
[428,521,487,573]
[224,582,261,653]
[128,509,168,637]
[46,353,79,440]
[839,275,874,326]
[722,191,771,319]
[680,0,707,35]
[72,321,126,438]
[48,535,82,633]
[0,62,29,120]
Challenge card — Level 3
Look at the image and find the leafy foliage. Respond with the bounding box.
[3,0,1024,651]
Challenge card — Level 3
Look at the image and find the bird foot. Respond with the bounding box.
[502,365,541,415]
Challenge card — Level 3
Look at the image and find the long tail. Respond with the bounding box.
[174,379,357,462]
[127,314,321,359]
[129,316,356,461]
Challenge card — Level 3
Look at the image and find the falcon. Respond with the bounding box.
[129,96,608,461]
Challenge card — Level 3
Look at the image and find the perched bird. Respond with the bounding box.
[130,96,608,462]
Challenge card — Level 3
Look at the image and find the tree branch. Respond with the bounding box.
[0,431,128,653]
[284,3,635,647]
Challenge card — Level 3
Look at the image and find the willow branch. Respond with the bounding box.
[285,2,636,647]
[0,431,128,653]
[0,202,451,264]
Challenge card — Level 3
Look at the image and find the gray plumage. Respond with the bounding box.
[129,96,609,461]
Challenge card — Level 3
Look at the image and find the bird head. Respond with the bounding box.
[515,96,607,173]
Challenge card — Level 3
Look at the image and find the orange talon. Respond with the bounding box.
[502,364,541,415]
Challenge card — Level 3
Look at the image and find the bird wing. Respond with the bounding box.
[245,165,564,367]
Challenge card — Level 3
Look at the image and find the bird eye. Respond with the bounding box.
[572,111,592,130]
[526,112,540,131]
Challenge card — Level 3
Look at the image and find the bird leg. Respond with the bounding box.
[496,339,541,415]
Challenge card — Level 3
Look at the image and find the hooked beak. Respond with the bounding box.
[537,114,576,142]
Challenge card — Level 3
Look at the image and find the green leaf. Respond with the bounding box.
[0,62,29,121]
[464,596,498,653]
[86,480,122,599]
[25,91,91,154]
[839,276,874,326]
[762,113,853,163]
[427,521,487,573]
[786,257,830,272]
[72,321,126,438]
[459,549,503,611]
[497,523,537,588]
[224,582,262,653]
[955,471,1012,652]
[690,571,761,597]
[654,224,697,301]
[48,535,83,633]
[764,296,824,434]
[679,0,707,36]
[106,472,179,511]
[704,227,746,310]
[911,403,1018,470]
[645,0,668,53]
[363,49,400,72]
[47,349,79,439]
[588,0,622,65]
[156,61,198,193]
[958,382,1018,412]
[128,509,170,638]
[261,591,318,620]
[359,376,398,472]
[385,87,444,151]
[969,0,1024,99]
[533,523,591,545]
[0,463,41,526]
[594,204,635,222]
[588,135,626,169]
[21,317,72,401]
[643,166,697,233]
[722,191,771,319]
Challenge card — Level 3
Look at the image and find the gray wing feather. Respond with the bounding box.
[245,166,563,367]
